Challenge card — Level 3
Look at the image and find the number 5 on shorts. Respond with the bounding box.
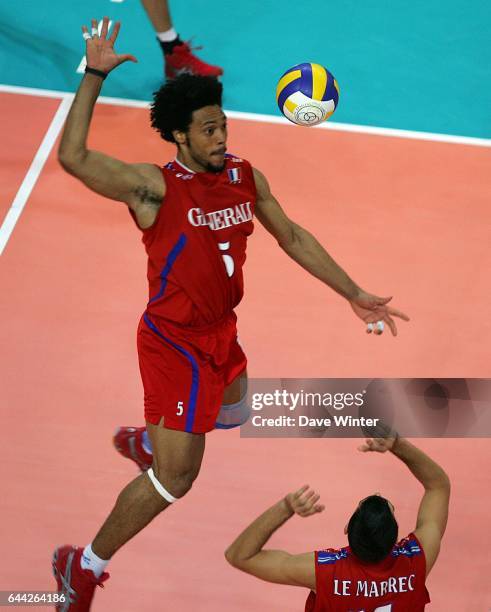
[176,401,184,416]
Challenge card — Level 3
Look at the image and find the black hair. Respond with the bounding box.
[347,495,398,563]
[150,74,223,143]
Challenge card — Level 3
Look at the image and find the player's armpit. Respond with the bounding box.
[253,167,296,248]
[232,549,316,589]
[59,149,165,213]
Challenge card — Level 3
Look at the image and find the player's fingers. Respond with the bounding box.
[81,25,91,41]
[303,508,318,517]
[300,504,319,516]
[91,19,99,38]
[100,16,109,39]
[374,321,384,336]
[384,315,397,337]
[298,490,316,506]
[116,54,138,65]
[374,295,392,306]
[306,501,323,516]
[387,307,410,321]
[293,485,309,499]
[109,21,121,44]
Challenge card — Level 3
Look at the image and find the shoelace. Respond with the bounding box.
[55,550,107,612]
[181,37,204,52]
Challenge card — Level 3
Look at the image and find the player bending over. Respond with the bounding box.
[53,18,409,610]
[225,437,450,611]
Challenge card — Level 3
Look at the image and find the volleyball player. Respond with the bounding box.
[52,18,409,610]
[226,437,450,611]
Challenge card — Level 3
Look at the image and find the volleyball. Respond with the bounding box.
[276,63,339,126]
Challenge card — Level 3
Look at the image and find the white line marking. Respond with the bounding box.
[76,20,112,73]
[1,83,490,147]
[0,95,73,256]
[0,84,66,99]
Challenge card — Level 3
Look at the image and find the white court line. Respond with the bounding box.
[1,83,490,147]
[0,95,73,256]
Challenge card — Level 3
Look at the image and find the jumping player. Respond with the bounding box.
[225,436,450,611]
[53,18,409,610]
[140,0,223,78]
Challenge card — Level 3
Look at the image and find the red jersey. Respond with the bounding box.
[305,534,430,612]
[134,155,256,327]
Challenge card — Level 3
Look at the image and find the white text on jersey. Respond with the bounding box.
[188,202,253,231]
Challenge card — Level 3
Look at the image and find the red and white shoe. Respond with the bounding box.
[165,42,223,80]
[52,546,109,611]
[113,426,153,472]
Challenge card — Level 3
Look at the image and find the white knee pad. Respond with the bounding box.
[147,468,177,503]
[215,393,251,429]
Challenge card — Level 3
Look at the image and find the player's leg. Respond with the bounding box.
[139,0,223,78]
[92,424,205,558]
[114,319,249,467]
[53,425,204,609]
[115,368,249,469]
[215,369,250,429]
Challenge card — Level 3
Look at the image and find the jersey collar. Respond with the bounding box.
[173,157,196,174]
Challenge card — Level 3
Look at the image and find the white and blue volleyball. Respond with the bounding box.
[276,63,339,126]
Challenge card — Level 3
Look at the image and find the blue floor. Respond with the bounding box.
[0,0,490,137]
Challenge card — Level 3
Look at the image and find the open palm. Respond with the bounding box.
[350,290,410,336]
[82,17,137,73]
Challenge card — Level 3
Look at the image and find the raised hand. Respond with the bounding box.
[82,17,137,74]
[358,437,397,453]
[285,485,325,517]
[350,290,410,336]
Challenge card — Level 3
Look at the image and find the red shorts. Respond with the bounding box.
[137,312,247,434]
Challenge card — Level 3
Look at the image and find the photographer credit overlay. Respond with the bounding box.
[239,379,490,438]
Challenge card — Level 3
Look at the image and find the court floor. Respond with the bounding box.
[1,89,490,610]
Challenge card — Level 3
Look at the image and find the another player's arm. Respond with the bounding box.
[360,437,450,577]
[392,439,450,577]
[253,167,359,300]
[225,486,323,589]
[58,17,164,226]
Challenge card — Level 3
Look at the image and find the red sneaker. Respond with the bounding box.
[165,42,223,79]
[113,426,153,472]
[52,546,109,611]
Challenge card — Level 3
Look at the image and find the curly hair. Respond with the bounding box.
[150,74,223,143]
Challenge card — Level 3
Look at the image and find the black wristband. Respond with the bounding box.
[85,66,108,80]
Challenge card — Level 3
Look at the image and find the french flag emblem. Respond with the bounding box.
[227,167,241,184]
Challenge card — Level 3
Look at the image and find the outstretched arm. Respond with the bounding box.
[225,485,323,589]
[253,168,409,335]
[58,17,164,226]
[359,437,450,576]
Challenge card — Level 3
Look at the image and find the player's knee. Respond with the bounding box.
[151,464,198,499]
[215,394,250,429]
